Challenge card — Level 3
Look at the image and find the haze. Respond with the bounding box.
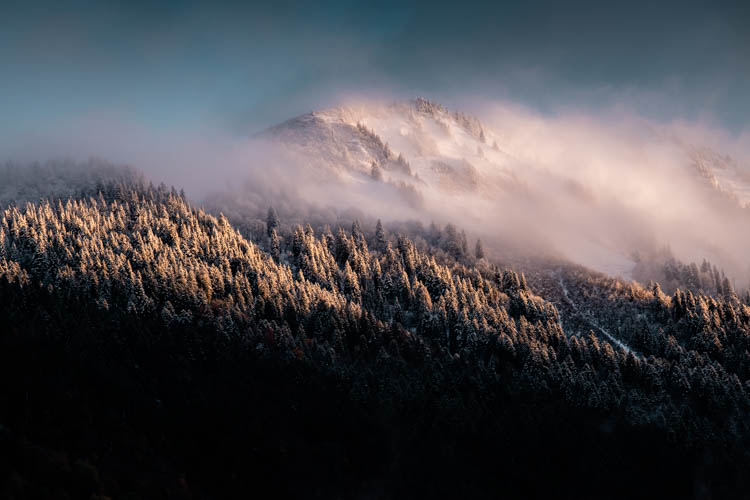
[1,0,749,284]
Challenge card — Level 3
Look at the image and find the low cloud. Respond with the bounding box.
[3,95,750,288]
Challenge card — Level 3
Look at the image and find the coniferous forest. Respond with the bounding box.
[6,0,750,496]
[0,162,748,498]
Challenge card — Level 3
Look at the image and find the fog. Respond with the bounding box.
[232,97,750,287]
[3,93,750,288]
[223,98,750,287]
[461,102,750,282]
[2,0,749,292]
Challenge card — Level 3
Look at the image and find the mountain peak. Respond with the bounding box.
[260,97,504,198]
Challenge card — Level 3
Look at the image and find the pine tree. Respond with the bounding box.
[722,276,735,298]
[266,206,279,237]
[270,228,281,263]
[475,238,485,260]
[375,219,387,251]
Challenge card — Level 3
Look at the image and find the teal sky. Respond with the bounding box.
[1,0,748,158]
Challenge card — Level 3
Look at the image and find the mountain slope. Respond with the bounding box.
[2,179,750,498]
[264,97,516,197]
[687,145,750,207]
[262,98,750,289]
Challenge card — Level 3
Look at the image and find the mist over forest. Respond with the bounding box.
[3,1,750,498]
[14,95,749,289]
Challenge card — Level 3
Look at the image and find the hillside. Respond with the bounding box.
[1,177,750,498]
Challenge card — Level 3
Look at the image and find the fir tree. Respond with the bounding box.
[475,238,485,260]
[266,206,280,237]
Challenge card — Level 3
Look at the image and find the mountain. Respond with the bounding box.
[266,98,750,206]
[264,97,515,197]
[262,98,750,288]
[2,164,750,498]
[262,97,633,276]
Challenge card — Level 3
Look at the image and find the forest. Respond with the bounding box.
[1,162,750,498]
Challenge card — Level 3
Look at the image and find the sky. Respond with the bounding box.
[1,0,748,157]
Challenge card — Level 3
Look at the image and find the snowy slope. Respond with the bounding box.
[265,98,750,210]
[260,98,750,282]
[262,98,642,272]
[687,146,750,207]
[263,98,522,200]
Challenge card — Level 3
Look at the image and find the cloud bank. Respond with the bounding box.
[3,92,750,289]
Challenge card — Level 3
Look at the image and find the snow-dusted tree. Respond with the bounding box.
[269,228,281,263]
[375,219,387,251]
[475,238,485,260]
[266,206,280,237]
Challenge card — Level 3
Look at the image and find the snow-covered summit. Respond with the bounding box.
[259,98,750,283]
[263,98,519,200]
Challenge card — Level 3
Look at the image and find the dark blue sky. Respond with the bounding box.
[1,0,748,149]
